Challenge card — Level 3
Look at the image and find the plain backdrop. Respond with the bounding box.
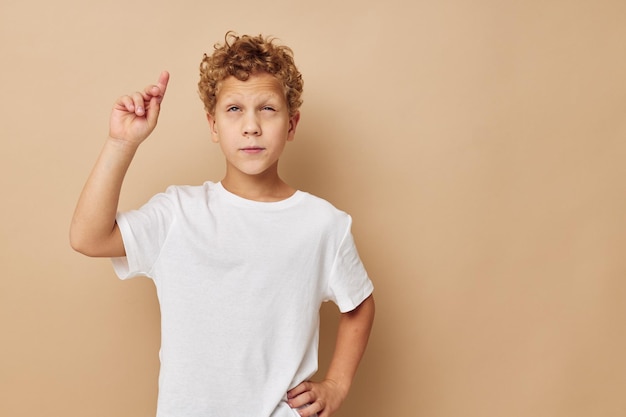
[1,1,626,416]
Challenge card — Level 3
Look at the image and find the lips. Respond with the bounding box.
[240,146,265,154]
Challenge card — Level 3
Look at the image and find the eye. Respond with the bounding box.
[261,105,276,111]
[226,105,240,112]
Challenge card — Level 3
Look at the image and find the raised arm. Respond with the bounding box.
[70,71,170,257]
[287,294,375,417]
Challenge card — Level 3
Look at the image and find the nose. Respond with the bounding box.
[242,113,261,137]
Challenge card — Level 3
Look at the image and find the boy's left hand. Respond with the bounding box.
[287,379,347,417]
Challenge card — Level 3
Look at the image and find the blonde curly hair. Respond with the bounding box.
[198,32,303,117]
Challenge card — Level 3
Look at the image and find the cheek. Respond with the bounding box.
[212,120,231,142]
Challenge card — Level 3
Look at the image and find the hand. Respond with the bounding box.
[287,379,348,417]
[109,71,170,146]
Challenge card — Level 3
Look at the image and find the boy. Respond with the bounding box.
[70,32,375,417]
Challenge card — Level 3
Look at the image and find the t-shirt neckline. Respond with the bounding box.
[215,181,305,209]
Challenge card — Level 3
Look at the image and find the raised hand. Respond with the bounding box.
[109,71,170,146]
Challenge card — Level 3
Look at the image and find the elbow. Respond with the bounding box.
[69,218,87,255]
[69,230,92,256]
[69,223,124,258]
[69,238,105,258]
[69,227,101,257]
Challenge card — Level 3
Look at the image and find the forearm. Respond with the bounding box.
[324,294,375,397]
[70,138,138,257]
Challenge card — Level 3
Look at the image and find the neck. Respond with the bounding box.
[221,168,295,202]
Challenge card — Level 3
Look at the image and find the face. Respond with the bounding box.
[207,72,300,180]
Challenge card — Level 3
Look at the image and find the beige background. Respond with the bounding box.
[2,0,626,416]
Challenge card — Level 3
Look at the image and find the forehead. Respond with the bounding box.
[217,72,286,101]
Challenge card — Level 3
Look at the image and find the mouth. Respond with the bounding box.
[240,146,265,154]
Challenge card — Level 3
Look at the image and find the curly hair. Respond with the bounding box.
[198,32,303,116]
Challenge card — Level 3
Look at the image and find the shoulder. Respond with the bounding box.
[138,181,218,213]
[151,181,217,201]
[298,191,353,229]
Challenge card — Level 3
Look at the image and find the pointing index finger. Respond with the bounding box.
[157,70,170,96]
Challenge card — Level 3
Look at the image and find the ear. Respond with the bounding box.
[206,112,219,143]
[287,111,300,142]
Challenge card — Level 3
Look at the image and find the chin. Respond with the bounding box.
[233,165,276,177]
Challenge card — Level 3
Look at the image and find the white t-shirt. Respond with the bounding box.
[112,181,373,417]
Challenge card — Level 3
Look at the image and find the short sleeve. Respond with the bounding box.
[111,188,177,280]
[327,217,374,312]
